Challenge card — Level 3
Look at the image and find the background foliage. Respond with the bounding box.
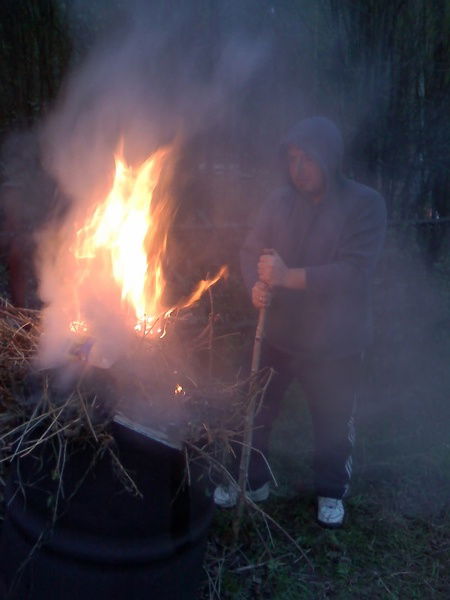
[0,0,449,223]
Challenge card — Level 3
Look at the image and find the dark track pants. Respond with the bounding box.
[247,344,362,499]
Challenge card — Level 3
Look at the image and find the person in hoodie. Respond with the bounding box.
[214,117,386,527]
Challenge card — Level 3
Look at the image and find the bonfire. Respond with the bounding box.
[0,141,269,478]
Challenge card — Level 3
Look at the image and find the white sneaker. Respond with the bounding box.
[214,482,270,508]
[317,496,345,528]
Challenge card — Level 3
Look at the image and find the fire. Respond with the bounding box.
[68,144,227,342]
[74,148,171,324]
[175,265,228,311]
[69,320,88,334]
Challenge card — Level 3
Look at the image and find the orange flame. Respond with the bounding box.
[175,265,229,311]
[71,145,226,337]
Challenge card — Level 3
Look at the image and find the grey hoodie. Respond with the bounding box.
[240,117,387,360]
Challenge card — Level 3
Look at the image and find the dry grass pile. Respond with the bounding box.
[0,299,40,418]
[0,297,269,483]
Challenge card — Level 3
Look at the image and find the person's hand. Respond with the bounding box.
[252,281,271,309]
[257,249,289,287]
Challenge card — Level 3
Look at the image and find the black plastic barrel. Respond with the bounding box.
[0,422,214,599]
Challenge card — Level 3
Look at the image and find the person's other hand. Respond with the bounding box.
[252,281,271,309]
[258,249,288,287]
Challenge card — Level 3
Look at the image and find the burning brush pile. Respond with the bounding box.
[0,143,263,482]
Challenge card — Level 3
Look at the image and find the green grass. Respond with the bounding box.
[205,491,449,599]
[202,369,450,599]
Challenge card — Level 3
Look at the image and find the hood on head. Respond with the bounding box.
[280,116,344,186]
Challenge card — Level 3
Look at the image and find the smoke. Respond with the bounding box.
[34,2,268,369]
[42,10,265,202]
[355,229,450,517]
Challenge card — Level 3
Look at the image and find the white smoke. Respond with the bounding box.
[36,3,267,369]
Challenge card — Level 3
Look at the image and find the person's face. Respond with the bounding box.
[287,145,325,197]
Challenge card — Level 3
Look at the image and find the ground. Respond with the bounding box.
[202,366,450,599]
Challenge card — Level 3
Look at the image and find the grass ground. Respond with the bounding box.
[201,374,450,599]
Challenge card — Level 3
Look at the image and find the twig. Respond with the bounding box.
[52,435,68,522]
[79,391,99,443]
[16,419,82,460]
[246,497,314,570]
[8,394,75,462]
[230,552,293,573]
[378,576,397,598]
[231,436,278,488]
[208,286,214,378]
[108,447,142,498]
[186,439,312,569]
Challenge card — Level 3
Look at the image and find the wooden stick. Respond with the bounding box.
[233,304,268,540]
[250,306,267,378]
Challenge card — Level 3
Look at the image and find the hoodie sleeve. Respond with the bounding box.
[240,195,275,295]
[305,191,386,295]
